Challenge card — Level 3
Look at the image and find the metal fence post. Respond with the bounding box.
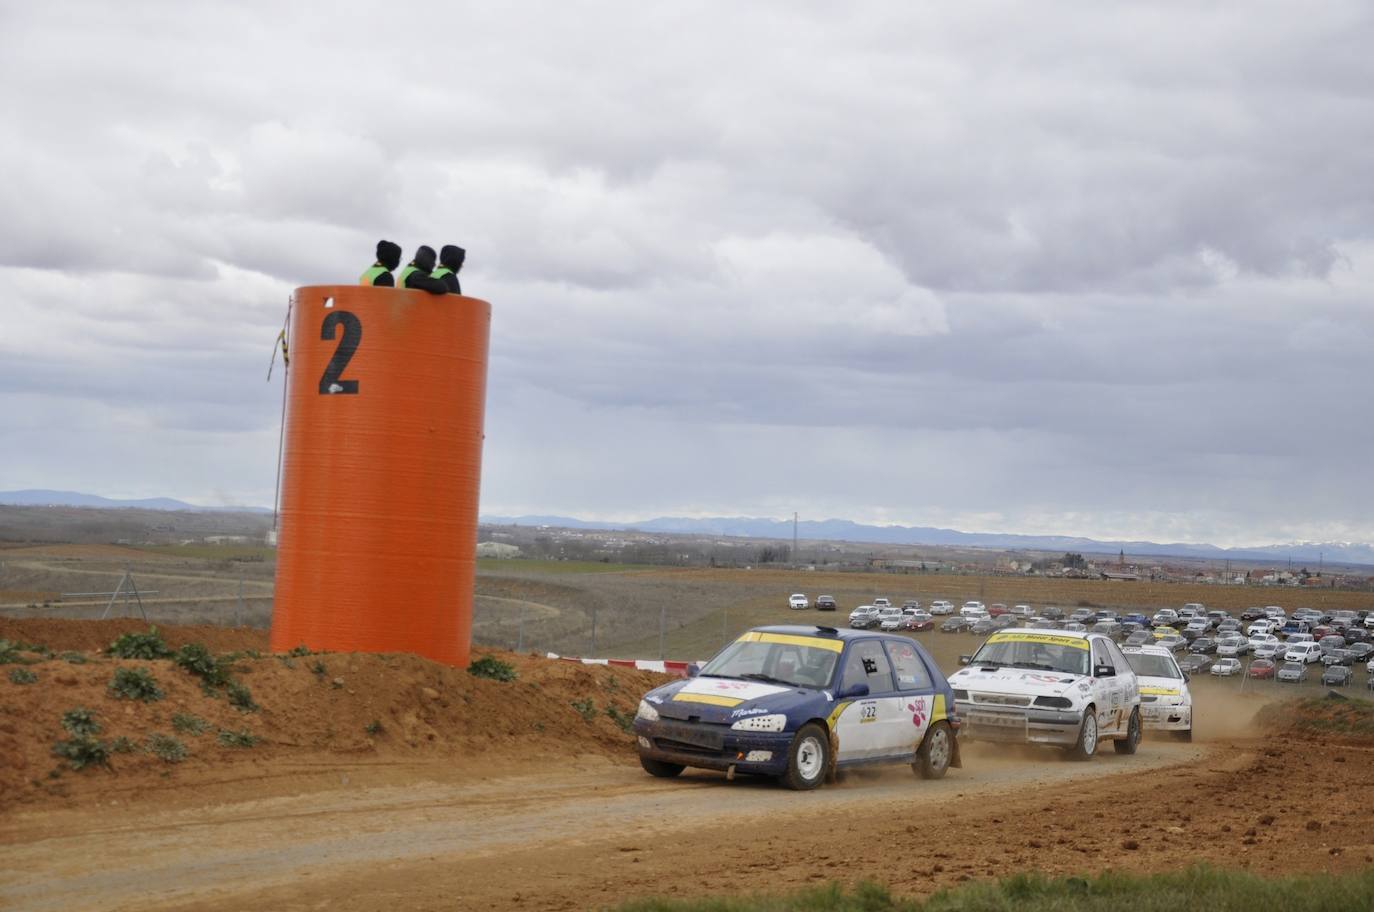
[516,604,525,652]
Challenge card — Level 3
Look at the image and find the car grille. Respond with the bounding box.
[1140,695,1158,703]
[971,693,1032,707]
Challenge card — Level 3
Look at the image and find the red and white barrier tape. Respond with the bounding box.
[544,653,698,678]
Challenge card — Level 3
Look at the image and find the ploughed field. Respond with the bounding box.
[3,618,1374,912]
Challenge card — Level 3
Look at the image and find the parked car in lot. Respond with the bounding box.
[1011,604,1034,619]
[1178,654,1213,675]
[1040,606,1065,620]
[789,593,810,610]
[1157,633,1187,652]
[873,598,892,609]
[815,595,837,612]
[1247,658,1276,679]
[878,607,906,631]
[902,610,935,632]
[1124,631,1152,648]
[1151,609,1179,626]
[1248,632,1280,654]
[1278,661,1307,683]
[1215,635,1248,657]
[960,601,988,619]
[1284,642,1323,665]
[988,603,1009,617]
[1071,608,1096,624]
[1348,643,1374,663]
[1322,648,1355,667]
[1122,645,1192,740]
[1247,619,1278,637]
[1091,620,1123,638]
[950,629,1141,760]
[849,605,880,629]
[1123,613,1150,627]
[1240,607,1266,622]
[1210,658,1242,676]
[901,599,921,610]
[1252,642,1281,661]
[1189,637,1217,655]
[634,625,960,789]
[940,616,972,633]
[929,600,955,615]
[1321,665,1353,687]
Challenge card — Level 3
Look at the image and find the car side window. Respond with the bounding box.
[840,641,896,694]
[1092,641,1114,674]
[884,640,933,691]
[1104,639,1130,672]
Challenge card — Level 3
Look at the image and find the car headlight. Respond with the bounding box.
[730,713,786,733]
[636,699,660,722]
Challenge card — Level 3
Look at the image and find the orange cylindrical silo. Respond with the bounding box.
[270,284,490,666]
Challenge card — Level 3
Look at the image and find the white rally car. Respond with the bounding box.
[1120,644,1193,741]
[949,629,1141,760]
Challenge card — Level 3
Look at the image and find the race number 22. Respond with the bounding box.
[319,311,362,395]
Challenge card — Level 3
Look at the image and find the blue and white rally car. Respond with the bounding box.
[633,625,961,790]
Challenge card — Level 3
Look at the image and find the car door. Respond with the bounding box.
[1090,639,1127,735]
[831,640,903,762]
[881,639,938,757]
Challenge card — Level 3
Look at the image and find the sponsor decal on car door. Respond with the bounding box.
[832,641,906,761]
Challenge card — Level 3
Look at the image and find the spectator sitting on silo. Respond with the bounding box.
[433,245,465,294]
[359,239,402,286]
[397,245,449,295]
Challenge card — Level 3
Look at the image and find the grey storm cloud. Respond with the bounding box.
[1,0,1372,547]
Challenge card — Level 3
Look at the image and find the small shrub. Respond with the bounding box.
[146,733,187,763]
[571,697,596,721]
[0,640,35,665]
[61,707,101,737]
[8,667,36,685]
[109,736,136,754]
[468,656,517,682]
[172,712,210,735]
[52,736,109,770]
[173,643,232,688]
[364,719,382,736]
[107,627,172,660]
[605,704,635,733]
[109,667,164,702]
[287,644,311,657]
[60,651,88,665]
[310,660,327,677]
[217,729,259,748]
[226,682,258,713]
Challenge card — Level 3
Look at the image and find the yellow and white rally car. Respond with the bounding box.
[1120,644,1193,741]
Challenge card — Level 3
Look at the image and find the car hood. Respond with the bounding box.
[641,676,816,725]
[949,665,1086,699]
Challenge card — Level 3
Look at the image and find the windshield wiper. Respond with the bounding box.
[971,659,1007,668]
[1011,662,1058,671]
[741,673,792,686]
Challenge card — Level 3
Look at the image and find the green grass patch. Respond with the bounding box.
[604,703,635,733]
[107,627,172,660]
[615,866,1374,912]
[0,639,45,665]
[468,655,518,682]
[1256,694,1374,738]
[8,667,37,684]
[172,712,210,735]
[61,707,100,737]
[108,667,164,702]
[173,642,233,689]
[59,651,88,664]
[226,681,258,713]
[146,733,187,763]
[52,736,109,771]
[570,697,596,721]
[109,736,136,754]
[216,728,259,748]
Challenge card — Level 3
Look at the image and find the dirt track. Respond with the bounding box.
[4,619,1374,912]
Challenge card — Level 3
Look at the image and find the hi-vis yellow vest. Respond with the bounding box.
[359,264,390,285]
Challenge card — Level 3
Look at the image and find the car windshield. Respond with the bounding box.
[699,633,841,689]
[1124,653,1181,679]
[969,632,1090,676]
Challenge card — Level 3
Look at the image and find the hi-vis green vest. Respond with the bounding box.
[432,267,453,282]
[359,264,390,285]
[396,264,419,287]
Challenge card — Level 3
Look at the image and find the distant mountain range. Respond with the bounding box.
[0,489,271,514]
[4,490,1369,567]
[481,514,1374,568]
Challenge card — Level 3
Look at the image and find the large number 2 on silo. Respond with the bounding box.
[319,311,362,395]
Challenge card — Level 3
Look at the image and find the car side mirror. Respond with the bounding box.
[686,664,700,678]
[1182,673,1191,683]
[958,655,972,666]
[1094,665,1115,678]
[838,683,870,699]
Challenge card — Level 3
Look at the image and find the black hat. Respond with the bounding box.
[375,239,402,270]
[440,245,466,271]
[413,245,437,272]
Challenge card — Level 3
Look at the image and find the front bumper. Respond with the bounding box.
[1140,702,1191,731]
[634,718,792,776]
[953,699,1083,746]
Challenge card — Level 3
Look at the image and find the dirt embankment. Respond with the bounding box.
[0,619,664,812]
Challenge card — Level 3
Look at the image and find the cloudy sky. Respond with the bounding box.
[2,1,1372,547]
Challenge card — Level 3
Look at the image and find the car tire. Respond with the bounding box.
[780,723,829,791]
[1175,727,1193,742]
[914,721,954,780]
[1113,707,1141,755]
[1064,706,1098,761]
[639,756,685,778]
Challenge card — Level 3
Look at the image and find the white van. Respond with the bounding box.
[1283,642,1323,664]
